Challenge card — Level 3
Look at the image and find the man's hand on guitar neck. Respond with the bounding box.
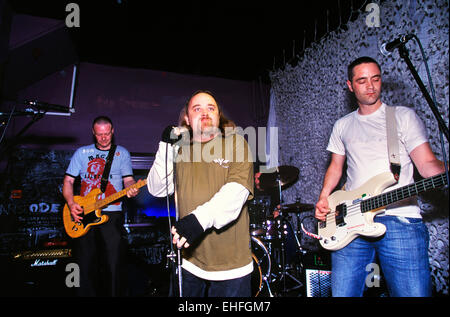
[124,177,140,198]
[125,187,139,198]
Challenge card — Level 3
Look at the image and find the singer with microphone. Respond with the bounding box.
[147,90,254,297]
[314,56,445,297]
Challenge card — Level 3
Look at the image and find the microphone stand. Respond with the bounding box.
[397,44,449,141]
[0,107,44,155]
[397,42,449,188]
[164,143,182,297]
[172,149,183,297]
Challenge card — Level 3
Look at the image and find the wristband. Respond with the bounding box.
[174,214,204,245]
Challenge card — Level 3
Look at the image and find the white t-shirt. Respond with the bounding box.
[327,103,429,218]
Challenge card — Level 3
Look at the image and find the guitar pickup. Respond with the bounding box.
[335,204,347,227]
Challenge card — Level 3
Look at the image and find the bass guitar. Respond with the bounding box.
[318,171,447,251]
[63,179,147,238]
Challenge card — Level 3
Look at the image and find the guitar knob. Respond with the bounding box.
[331,236,336,241]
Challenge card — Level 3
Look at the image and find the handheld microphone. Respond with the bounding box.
[380,34,414,56]
[25,100,72,113]
[172,126,189,136]
[162,125,189,144]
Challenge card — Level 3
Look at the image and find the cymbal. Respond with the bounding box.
[281,202,314,213]
[257,165,299,190]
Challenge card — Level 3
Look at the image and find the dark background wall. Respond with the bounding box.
[1,9,270,155]
[4,61,268,152]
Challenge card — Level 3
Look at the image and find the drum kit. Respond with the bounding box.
[249,166,315,297]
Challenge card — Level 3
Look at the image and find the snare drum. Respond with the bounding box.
[251,236,271,297]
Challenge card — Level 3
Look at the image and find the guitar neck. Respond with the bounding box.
[361,173,447,213]
[94,179,147,210]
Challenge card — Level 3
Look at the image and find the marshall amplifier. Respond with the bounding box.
[10,248,75,296]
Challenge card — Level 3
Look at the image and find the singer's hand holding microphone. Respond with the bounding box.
[161,125,188,145]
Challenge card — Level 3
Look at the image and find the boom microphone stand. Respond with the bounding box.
[397,42,448,141]
[396,36,449,186]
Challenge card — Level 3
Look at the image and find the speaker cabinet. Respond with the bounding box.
[305,269,332,297]
[303,251,332,297]
[6,249,76,297]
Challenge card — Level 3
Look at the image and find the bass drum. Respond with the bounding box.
[251,236,271,297]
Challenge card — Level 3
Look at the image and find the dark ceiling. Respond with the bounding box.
[8,0,368,83]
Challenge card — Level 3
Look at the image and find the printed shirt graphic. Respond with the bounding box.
[66,144,133,211]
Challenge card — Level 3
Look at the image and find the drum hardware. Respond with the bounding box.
[248,196,271,237]
[273,166,302,296]
[250,166,311,296]
[270,216,304,296]
[250,212,307,297]
[280,202,315,213]
[251,236,273,297]
[256,165,299,191]
[263,216,287,240]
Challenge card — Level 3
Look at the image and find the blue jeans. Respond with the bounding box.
[181,269,251,297]
[331,216,432,297]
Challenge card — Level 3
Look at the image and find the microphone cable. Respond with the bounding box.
[411,34,449,188]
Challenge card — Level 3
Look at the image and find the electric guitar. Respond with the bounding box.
[63,179,147,238]
[318,171,448,251]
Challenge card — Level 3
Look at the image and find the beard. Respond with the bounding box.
[192,123,220,142]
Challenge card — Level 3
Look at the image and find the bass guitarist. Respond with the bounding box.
[62,116,139,296]
[315,57,445,297]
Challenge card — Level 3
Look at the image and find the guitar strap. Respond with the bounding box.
[385,105,401,181]
[101,144,117,193]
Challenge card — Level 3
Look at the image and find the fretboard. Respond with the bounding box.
[361,173,447,213]
[94,179,147,210]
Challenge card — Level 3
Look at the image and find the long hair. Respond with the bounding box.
[178,90,236,137]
